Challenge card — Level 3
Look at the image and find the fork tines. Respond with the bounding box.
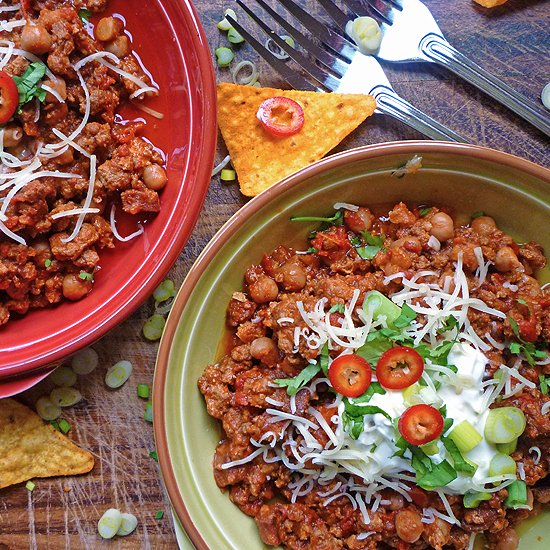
[230,0,365,93]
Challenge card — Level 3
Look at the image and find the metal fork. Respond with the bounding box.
[226,0,467,142]
[348,0,550,137]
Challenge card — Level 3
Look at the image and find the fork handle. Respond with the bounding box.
[371,85,467,142]
[420,33,550,138]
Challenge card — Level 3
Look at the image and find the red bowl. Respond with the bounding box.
[0,0,217,395]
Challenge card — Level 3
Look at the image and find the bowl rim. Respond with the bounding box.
[153,140,550,549]
[0,0,217,383]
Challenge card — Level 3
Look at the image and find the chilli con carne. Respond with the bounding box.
[0,1,165,326]
[199,201,550,549]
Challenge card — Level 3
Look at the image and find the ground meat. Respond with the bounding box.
[199,204,549,549]
[0,1,165,325]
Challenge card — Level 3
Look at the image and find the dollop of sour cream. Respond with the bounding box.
[338,342,499,493]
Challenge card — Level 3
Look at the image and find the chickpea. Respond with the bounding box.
[32,238,51,265]
[249,276,279,304]
[20,23,52,54]
[104,35,131,59]
[495,246,521,272]
[62,274,91,301]
[250,337,279,366]
[279,260,307,292]
[42,78,67,103]
[429,212,454,242]
[395,509,423,543]
[143,164,167,191]
[2,125,23,148]
[471,215,497,236]
[95,16,124,42]
[344,207,374,233]
[495,528,519,550]
[386,493,404,511]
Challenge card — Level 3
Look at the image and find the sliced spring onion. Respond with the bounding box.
[26,481,36,492]
[116,513,138,536]
[542,82,550,110]
[137,384,150,399]
[155,510,164,520]
[231,60,258,86]
[50,366,77,387]
[497,438,518,455]
[71,347,99,375]
[143,314,166,341]
[265,35,295,60]
[488,453,517,477]
[215,47,234,67]
[153,279,175,303]
[402,383,423,406]
[363,290,401,325]
[144,401,153,423]
[345,16,382,55]
[463,491,491,508]
[50,387,82,408]
[227,27,245,44]
[484,407,526,444]
[58,418,71,434]
[105,360,133,389]
[149,450,158,461]
[420,441,439,456]
[98,508,122,540]
[505,480,528,509]
[36,396,62,421]
[220,169,236,181]
[448,420,482,453]
[217,8,237,31]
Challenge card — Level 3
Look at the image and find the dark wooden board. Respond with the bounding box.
[1,0,548,548]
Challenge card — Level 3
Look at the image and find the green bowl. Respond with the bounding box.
[153,141,550,550]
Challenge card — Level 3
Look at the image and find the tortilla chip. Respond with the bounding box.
[473,0,508,7]
[0,399,94,489]
[217,83,376,197]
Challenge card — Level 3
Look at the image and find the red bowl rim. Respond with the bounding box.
[153,140,550,550]
[0,0,217,383]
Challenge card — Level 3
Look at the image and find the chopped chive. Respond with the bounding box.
[149,450,158,462]
[144,401,153,423]
[26,480,36,492]
[78,8,92,24]
[155,510,164,520]
[58,418,71,434]
[44,259,52,268]
[137,384,150,399]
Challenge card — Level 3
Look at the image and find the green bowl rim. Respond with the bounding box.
[152,140,550,550]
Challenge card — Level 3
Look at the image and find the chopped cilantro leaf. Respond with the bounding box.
[442,437,476,475]
[437,315,459,335]
[275,363,320,396]
[356,245,382,260]
[291,210,343,224]
[539,375,549,396]
[356,332,393,365]
[12,62,47,112]
[410,447,457,489]
[328,303,345,314]
[393,303,417,329]
[78,271,93,281]
[362,231,384,247]
[419,207,432,217]
[78,8,92,23]
[306,247,318,254]
[507,316,548,366]
[517,299,527,306]
[44,259,52,268]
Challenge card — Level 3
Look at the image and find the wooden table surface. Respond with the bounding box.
[1,0,549,549]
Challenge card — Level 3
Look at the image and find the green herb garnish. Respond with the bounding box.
[44,259,52,268]
[442,436,477,475]
[437,315,459,335]
[410,446,457,489]
[155,510,165,520]
[79,271,93,281]
[78,8,92,23]
[149,450,158,462]
[291,210,343,224]
[275,363,321,396]
[328,303,345,314]
[508,317,547,366]
[12,62,47,112]
[393,303,417,329]
[356,231,384,260]
[419,207,432,217]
